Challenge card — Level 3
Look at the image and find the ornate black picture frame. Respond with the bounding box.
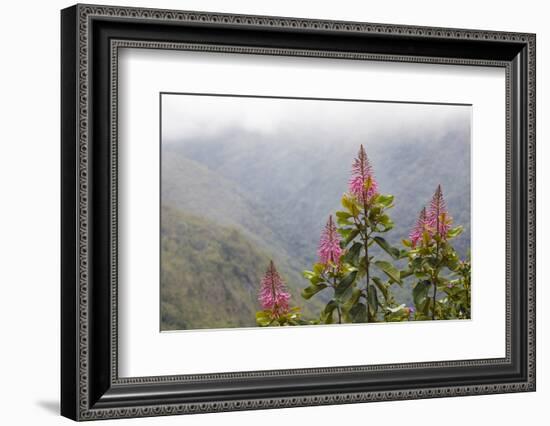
[61,4,536,421]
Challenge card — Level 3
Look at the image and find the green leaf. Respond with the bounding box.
[399,269,413,280]
[445,254,460,272]
[402,239,412,248]
[374,260,402,284]
[343,242,362,265]
[413,280,431,306]
[313,262,325,275]
[349,303,368,323]
[378,218,391,232]
[301,283,329,300]
[337,228,351,241]
[447,226,463,239]
[303,270,315,280]
[335,211,353,226]
[321,300,339,324]
[375,194,394,207]
[344,228,360,245]
[311,275,326,285]
[420,297,431,316]
[343,288,362,312]
[303,269,325,285]
[367,285,379,314]
[341,194,354,210]
[335,270,358,297]
[411,256,423,270]
[372,276,388,300]
[373,236,401,259]
[336,218,353,227]
[256,310,273,327]
[341,195,360,216]
[378,213,391,224]
[368,206,382,219]
[336,211,352,220]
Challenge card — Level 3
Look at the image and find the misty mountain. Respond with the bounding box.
[161,155,325,329]
[164,123,471,262]
[161,206,267,329]
[161,206,322,330]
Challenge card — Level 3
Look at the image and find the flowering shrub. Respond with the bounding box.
[256,260,304,326]
[403,185,470,320]
[256,145,471,326]
[301,214,361,324]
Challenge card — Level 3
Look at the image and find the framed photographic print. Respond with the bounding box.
[61,4,536,421]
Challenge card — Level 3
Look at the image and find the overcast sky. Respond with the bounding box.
[161,93,471,148]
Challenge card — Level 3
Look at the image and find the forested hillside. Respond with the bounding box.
[161,206,269,329]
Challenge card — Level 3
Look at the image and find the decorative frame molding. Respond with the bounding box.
[61,4,536,421]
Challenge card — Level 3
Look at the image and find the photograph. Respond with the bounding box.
[57,3,536,421]
[160,93,472,331]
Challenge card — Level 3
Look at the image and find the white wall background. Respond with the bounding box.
[0,0,545,424]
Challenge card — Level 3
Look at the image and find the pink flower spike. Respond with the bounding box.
[318,215,343,268]
[258,260,291,316]
[409,207,430,248]
[348,145,379,203]
[427,184,453,239]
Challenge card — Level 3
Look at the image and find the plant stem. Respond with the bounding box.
[432,213,440,321]
[362,198,372,322]
[432,275,437,320]
[352,214,370,322]
[333,275,342,324]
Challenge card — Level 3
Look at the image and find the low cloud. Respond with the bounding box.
[161,93,471,150]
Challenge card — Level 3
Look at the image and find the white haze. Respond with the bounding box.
[161,93,471,149]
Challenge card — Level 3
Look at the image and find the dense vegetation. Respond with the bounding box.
[161,206,266,329]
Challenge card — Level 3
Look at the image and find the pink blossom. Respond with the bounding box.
[318,215,343,267]
[258,260,291,316]
[348,145,379,203]
[427,184,452,239]
[409,207,430,248]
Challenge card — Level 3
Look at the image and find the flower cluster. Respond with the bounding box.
[258,260,291,317]
[428,184,452,238]
[318,215,342,269]
[409,185,453,248]
[348,144,379,203]
[409,207,429,248]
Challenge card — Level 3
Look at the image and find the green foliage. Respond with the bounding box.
[374,260,402,284]
[289,147,471,326]
[437,258,471,320]
[297,186,411,325]
[256,307,308,326]
[333,192,408,323]
[301,262,360,324]
[384,304,413,322]
[404,225,471,321]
